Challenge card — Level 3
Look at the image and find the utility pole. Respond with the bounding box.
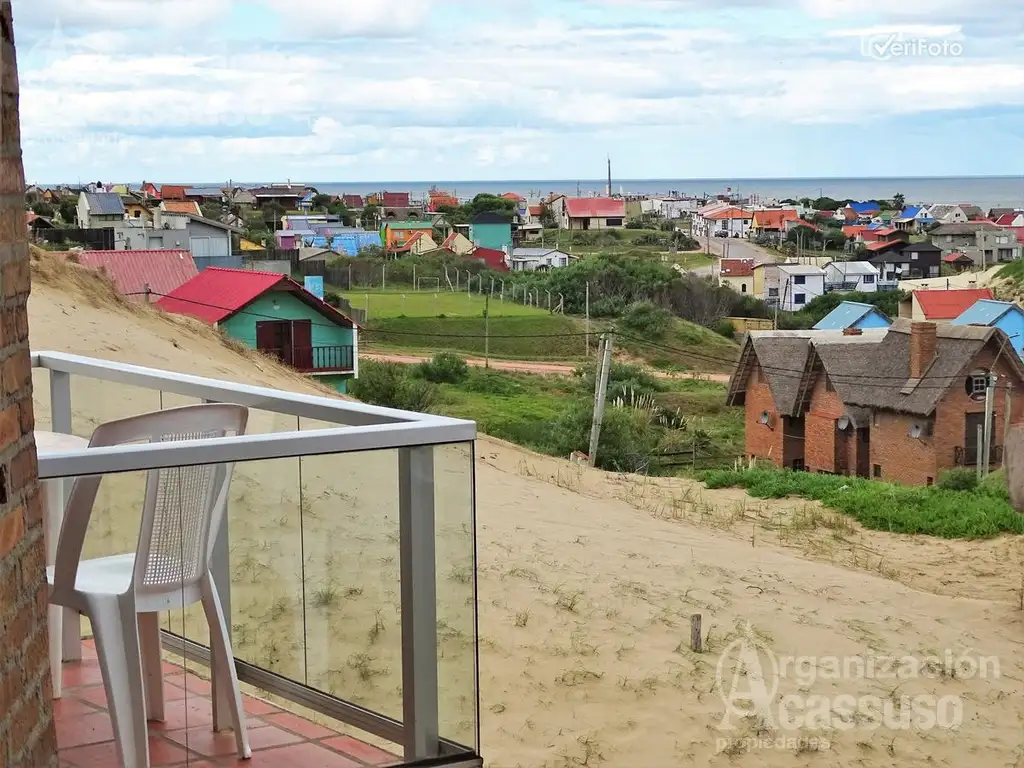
[983,373,997,476]
[484,291,490,369]
[585,281,591,356]
[588,334,614,468]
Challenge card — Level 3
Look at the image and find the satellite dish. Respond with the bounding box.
[909,423,923,439]
[837,415,850,431]
[759,410,772,426]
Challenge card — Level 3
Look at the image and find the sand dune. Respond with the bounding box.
[28,254,1024,766]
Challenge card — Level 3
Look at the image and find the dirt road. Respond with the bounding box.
[361,352,732,383]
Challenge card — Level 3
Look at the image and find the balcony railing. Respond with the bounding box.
[265,345,355,373]
[953,445,1003,467]
[31,351,480,767]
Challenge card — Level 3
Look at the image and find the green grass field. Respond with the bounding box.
[343,289,548,320]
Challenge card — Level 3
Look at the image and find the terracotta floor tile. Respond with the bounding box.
[74,685,109,708]
[323,735,400,765]
[60,660,105,687]
[149,696,215,731]
[60,734,191,767]
[242,696,283,717]
[53,696,99,719]
[166,672,213,696]
[55,711,114,750]
[236,742,362,767]
[263,711,338,739]
[164,723,301,758]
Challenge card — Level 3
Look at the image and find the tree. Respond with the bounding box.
[262,202,285,230]
[893,192,906,212]
[539,203,557,228]
[30,200,53,217]
[200,201,223,221]
[360,204,381,229]
[312,193,332,211]
[57,199,76,225]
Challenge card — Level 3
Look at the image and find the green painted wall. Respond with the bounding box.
[469,222,512,251]
[219,291,355,393]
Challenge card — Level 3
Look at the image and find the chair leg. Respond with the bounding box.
[138,612,165,722]
[89,597,150,768]
[201,577,251,759]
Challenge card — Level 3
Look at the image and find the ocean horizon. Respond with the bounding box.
[75,175,1024,210]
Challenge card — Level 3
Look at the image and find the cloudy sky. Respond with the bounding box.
[11,0,1024,183]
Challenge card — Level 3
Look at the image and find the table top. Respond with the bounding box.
[34,430,90,455]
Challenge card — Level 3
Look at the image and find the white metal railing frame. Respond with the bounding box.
[31,350,481,766]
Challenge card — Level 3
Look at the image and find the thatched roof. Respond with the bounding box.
[727,320,1024,418]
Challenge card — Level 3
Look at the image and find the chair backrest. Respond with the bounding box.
[52,404,248,598]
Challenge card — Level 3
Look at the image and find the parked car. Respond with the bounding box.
[714,230,729,238]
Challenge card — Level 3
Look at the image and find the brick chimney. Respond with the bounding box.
[842,327,863,336]
[909,321,938,378]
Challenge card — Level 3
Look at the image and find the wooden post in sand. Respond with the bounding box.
[690,614,703,653]
[1004,425,1024,512]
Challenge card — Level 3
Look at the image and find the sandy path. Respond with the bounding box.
[27,257,1024,768]
[362,352,732,383]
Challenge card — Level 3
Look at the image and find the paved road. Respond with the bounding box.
[688,237,779,278]
[362,352,731,383]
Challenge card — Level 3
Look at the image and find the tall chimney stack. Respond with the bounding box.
[909,321,937,379]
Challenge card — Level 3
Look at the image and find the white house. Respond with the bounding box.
[76,191,125,228]
[823,260,879,293]
[509,247,570,272]
[926,205,969,225]
[694,206,752,238]
[775,264,826,311]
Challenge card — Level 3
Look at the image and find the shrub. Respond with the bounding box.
[979,468,1009,501]
[713,319,736,340]
[349,360,438,413]
[937,468,978,492]
[417,352,469,384]
[462,370,524,396]
[620,301,673,338]
[542,401,660,473]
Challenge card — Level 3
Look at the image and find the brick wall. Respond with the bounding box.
[0,2,58,765]
[743,363,785,466]
[870,411,939,486]
[805,376,844,473]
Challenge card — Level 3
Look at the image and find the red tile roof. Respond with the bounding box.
[872,227,897,237]
[943,252,973,263]
[161,185,187,200]
[914,288,994,320]
[157,267,357,327]
[563,197,626,219]
[751,209,799,230]
[390,231,428,253]
[382,192,410,208]
[58,250,197,298]
[705,207,753,220]
[527,205,542,216]
[864,240,898,251]
[469,247,509,272]
[720,258,754,277]
[842,225,868,238]
[342,194,364,208]
[501,192,525,201]
[162,200,201,216]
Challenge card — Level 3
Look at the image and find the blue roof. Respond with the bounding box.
[898,206,921,219]
[951,299,1018,326]
[813,301,884,330]
[849,201,881,214]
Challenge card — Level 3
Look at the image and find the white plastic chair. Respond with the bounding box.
[47,404,252,768]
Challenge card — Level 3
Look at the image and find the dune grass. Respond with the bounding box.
[701,468,1024,539]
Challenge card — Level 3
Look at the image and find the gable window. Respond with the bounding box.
[966,369,990,401]
[862,274,875,284]
[741,283,747,293]
[794,275,806,285]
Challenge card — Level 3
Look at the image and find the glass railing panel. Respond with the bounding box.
[297,443,403,720]
[68,375,163,440]
[434,441,479,751]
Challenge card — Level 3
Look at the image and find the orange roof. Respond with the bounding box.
[720,258,754,277]
[750,209,799,229]
[163,200,201,216]
[705,207,752,220]
[864,241,898,252]
[915,289,993,320]
[842,225,868,237]
[527,205,542,216]
[501,192,525,201]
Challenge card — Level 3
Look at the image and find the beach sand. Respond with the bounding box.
[28,255,1024,766]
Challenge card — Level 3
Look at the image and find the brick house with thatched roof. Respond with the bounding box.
[726,320,1024,485]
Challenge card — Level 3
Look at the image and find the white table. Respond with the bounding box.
[35,430,90,699]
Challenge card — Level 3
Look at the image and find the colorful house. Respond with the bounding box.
[441,232,474,256]
[382,220,434,249]
[156,267,359,393]
[813,301,892,331]
[390,232,438,255]
[469,211,513,252]
[952,299,1024,357]
[899,288,995,323]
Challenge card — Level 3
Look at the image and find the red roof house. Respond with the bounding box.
[468,247,509,272]
[58,250,197,299]
[912,288,994,322]
[563,197,626,219]
[501,192,525,202]
[382,192,410,208]
[342,194,364,208]
[750,209,799,232]
[160,185,187,201]
[157,267,357,327]
[719,258,754,277]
